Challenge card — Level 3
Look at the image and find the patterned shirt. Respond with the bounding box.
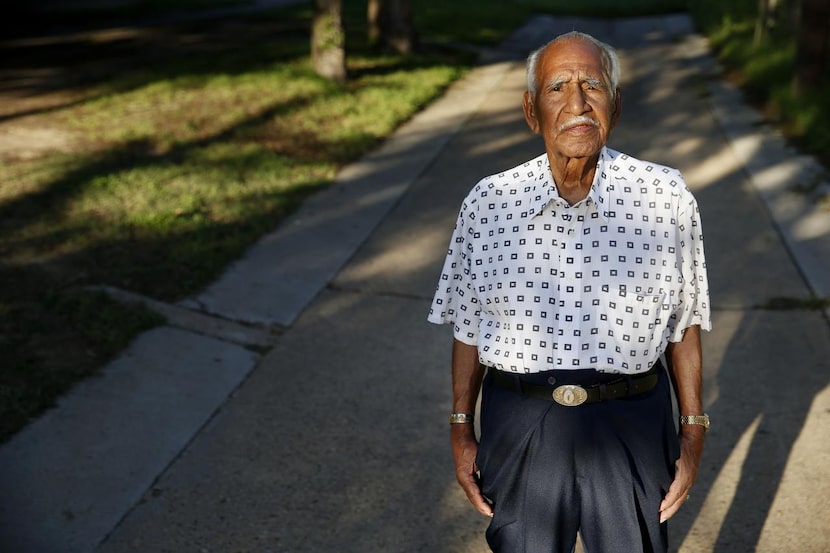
[428,147,711,374]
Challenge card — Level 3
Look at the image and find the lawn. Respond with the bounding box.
[0,0,687,442]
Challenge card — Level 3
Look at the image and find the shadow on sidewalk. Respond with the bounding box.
[602,24,830,553]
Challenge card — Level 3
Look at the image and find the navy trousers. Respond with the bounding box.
[476,367,680,553]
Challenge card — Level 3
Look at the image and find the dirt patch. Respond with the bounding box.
[0,125,79,160]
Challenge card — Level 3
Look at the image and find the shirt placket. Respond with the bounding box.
[557,204,584,366]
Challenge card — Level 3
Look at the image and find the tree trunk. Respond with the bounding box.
[367,0,381,48]
[793,0,830,94]
[377,0,417,55]
[312,0,347,84]
[754,0,772,46]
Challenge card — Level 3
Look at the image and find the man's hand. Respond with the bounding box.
[662,325,705,523]
[659,426,705,522]
[451,424,493,517]
[449,339,490,516]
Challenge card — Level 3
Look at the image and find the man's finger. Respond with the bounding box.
[457,470,493,517]
[659,487,690,523]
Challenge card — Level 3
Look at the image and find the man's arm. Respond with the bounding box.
[659,324,705,523]
[450,338,492,517]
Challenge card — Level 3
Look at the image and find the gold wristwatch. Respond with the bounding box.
[679,414,710,432]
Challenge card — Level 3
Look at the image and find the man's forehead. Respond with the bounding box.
[547,68,604,80]
[540,37,604,68]
[537,43,605,81]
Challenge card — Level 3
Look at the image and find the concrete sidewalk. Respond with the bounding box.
[1,13,829,553]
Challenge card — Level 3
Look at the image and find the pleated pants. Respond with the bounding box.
[476,367,680,553]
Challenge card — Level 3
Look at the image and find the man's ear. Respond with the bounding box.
[523,91,540,133]
[610,87,622,128]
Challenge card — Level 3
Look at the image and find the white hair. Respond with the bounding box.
[526,31,620,98]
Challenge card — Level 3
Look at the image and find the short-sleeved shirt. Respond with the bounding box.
[428,147,711,374]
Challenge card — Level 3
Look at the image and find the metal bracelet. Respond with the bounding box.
[679,414,710,432]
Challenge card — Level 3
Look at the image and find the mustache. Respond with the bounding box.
[558,116,599,132]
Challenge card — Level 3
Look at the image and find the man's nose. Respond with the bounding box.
[566,86,590,113]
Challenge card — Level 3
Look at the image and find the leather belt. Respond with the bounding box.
[489,363,662,407]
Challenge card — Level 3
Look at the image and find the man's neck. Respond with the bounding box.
[548,151,600,206]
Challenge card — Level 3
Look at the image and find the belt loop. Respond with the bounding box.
[623,375,633,397]
[598,383,607,401]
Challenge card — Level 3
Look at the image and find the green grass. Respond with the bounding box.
[689,0,830,161]
[1,0,690,442]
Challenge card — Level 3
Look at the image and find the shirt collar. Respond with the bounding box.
[528,147,612,221]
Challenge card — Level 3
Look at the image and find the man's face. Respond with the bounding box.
[523,38,621,161]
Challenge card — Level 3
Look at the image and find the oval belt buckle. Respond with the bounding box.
[552,384,588,406]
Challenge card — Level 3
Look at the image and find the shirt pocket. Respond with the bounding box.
[606,289,668,362]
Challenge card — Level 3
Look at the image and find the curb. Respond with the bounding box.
[182,59,521,327]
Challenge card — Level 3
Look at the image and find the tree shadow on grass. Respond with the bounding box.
[0,14,310,123]
[0,86,327,240]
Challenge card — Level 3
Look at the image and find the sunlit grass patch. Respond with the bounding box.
[62,61,325,149]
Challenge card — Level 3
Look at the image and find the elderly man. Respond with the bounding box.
[428,31,711,553]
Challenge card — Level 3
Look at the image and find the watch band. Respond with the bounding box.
[679,414,710,431]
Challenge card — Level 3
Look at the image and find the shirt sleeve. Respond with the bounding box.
[427,194,481,345]
[668,191,712,342]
